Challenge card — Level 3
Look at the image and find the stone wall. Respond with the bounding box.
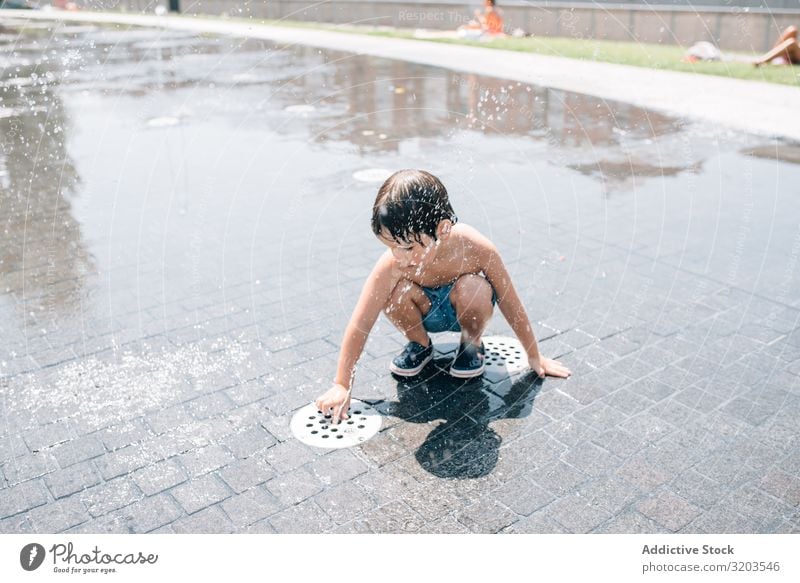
[94,1,800,52]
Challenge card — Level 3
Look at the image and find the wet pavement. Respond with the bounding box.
[0,21,799,534]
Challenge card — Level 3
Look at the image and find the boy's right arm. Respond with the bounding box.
[315,251,399,421]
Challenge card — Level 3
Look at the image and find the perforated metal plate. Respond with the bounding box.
[290,399,382,449]
[429,334,530,384]
[481,336,530,383]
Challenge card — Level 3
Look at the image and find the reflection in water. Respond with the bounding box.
[569,159,703,191]
[741,143,800,165]
[0,23,94,330]
[375,345,542,479]
[0,19,788,373]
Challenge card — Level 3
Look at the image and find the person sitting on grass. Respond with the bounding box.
[458,0,505,39]
[314,169,571,423]
[754,25,800,66]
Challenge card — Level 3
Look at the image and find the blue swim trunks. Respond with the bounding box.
[421,278,498,333]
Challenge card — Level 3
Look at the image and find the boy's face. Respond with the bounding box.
[377,221,451,269]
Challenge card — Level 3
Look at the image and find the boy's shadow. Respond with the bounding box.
[371,342,544,479]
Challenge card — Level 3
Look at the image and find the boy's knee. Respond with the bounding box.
[385,279,423,312]
[451,274,493,313]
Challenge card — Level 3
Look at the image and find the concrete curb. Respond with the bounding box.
[3,9,800,141]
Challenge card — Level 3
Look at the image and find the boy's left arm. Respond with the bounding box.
[481,244,571,378]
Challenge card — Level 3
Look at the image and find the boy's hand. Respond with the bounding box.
[314,384,351,424]
[528,355,571,378]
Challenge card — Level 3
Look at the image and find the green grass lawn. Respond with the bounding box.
[186,14,800,87]
[400,33,800,87]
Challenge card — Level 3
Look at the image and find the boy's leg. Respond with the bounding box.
[383,279,432,347]
[449,274,494,346]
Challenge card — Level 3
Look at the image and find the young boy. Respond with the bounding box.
[315,169,570,423]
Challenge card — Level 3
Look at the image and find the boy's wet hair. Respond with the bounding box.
[371,169,457,245]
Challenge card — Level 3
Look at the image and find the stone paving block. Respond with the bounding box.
[186,391,237,420]
[172,505,235,534]
[0,433,28,462]
[131,458,189,496]
[104,494,184,534]
[307,449,369,487]
[695,448,764,486]
[680,505,756,534]
[258,410,294,442]
[314,481,376,524]
[2,451,58,485]
[456,497,519,533]
[25,495,90,533]
[265,466,324,506]
[491,474,554,516]
[628,376,675,402]
[546,491,613,533]
[606,386,655,416]
[220,425,278,459]
[614,352,663,381]
[44,461,101,499]
[269,498,336,533]
[262,439,319,473]
[242,519,276,533]
[224,379,270,406]
[595,510,669,534]
[636,490,703,532]
[0,514,35,534]
[146,404,195,435]
[221,486,284,528]
[179,444,236,477]
[262,386,316,416]
[0,479,49,517]
[723,484,794,530]
[386,420,438,451]
[618,412,675,444]
[220,401,264,428]
[94,444,158,481]
[531,460,589,497]
[572,401,628,431]
[563,440,623,478]
[95,418,151,451]
[417,515,472,533]
[399,481,464,522]
[340,501,424,533]
[352,463,418,506]
[218,456,276,493]
[721,397,774,426]
[502,508,569,533]
[23,420,72,451]
[356,428,408,466]
[601,334,641,357]
[79,477,143,518]
[590,427,643,458]
[171,474,232,514]
[535,388,581,421]
[672,385,721,414]
[669,469,727,510]
[556,369,621,405]
[572,344,617,369]
[759,468,800,506]
[544,416,601,448]
[616,454,672,491]
[49,434,107,468]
